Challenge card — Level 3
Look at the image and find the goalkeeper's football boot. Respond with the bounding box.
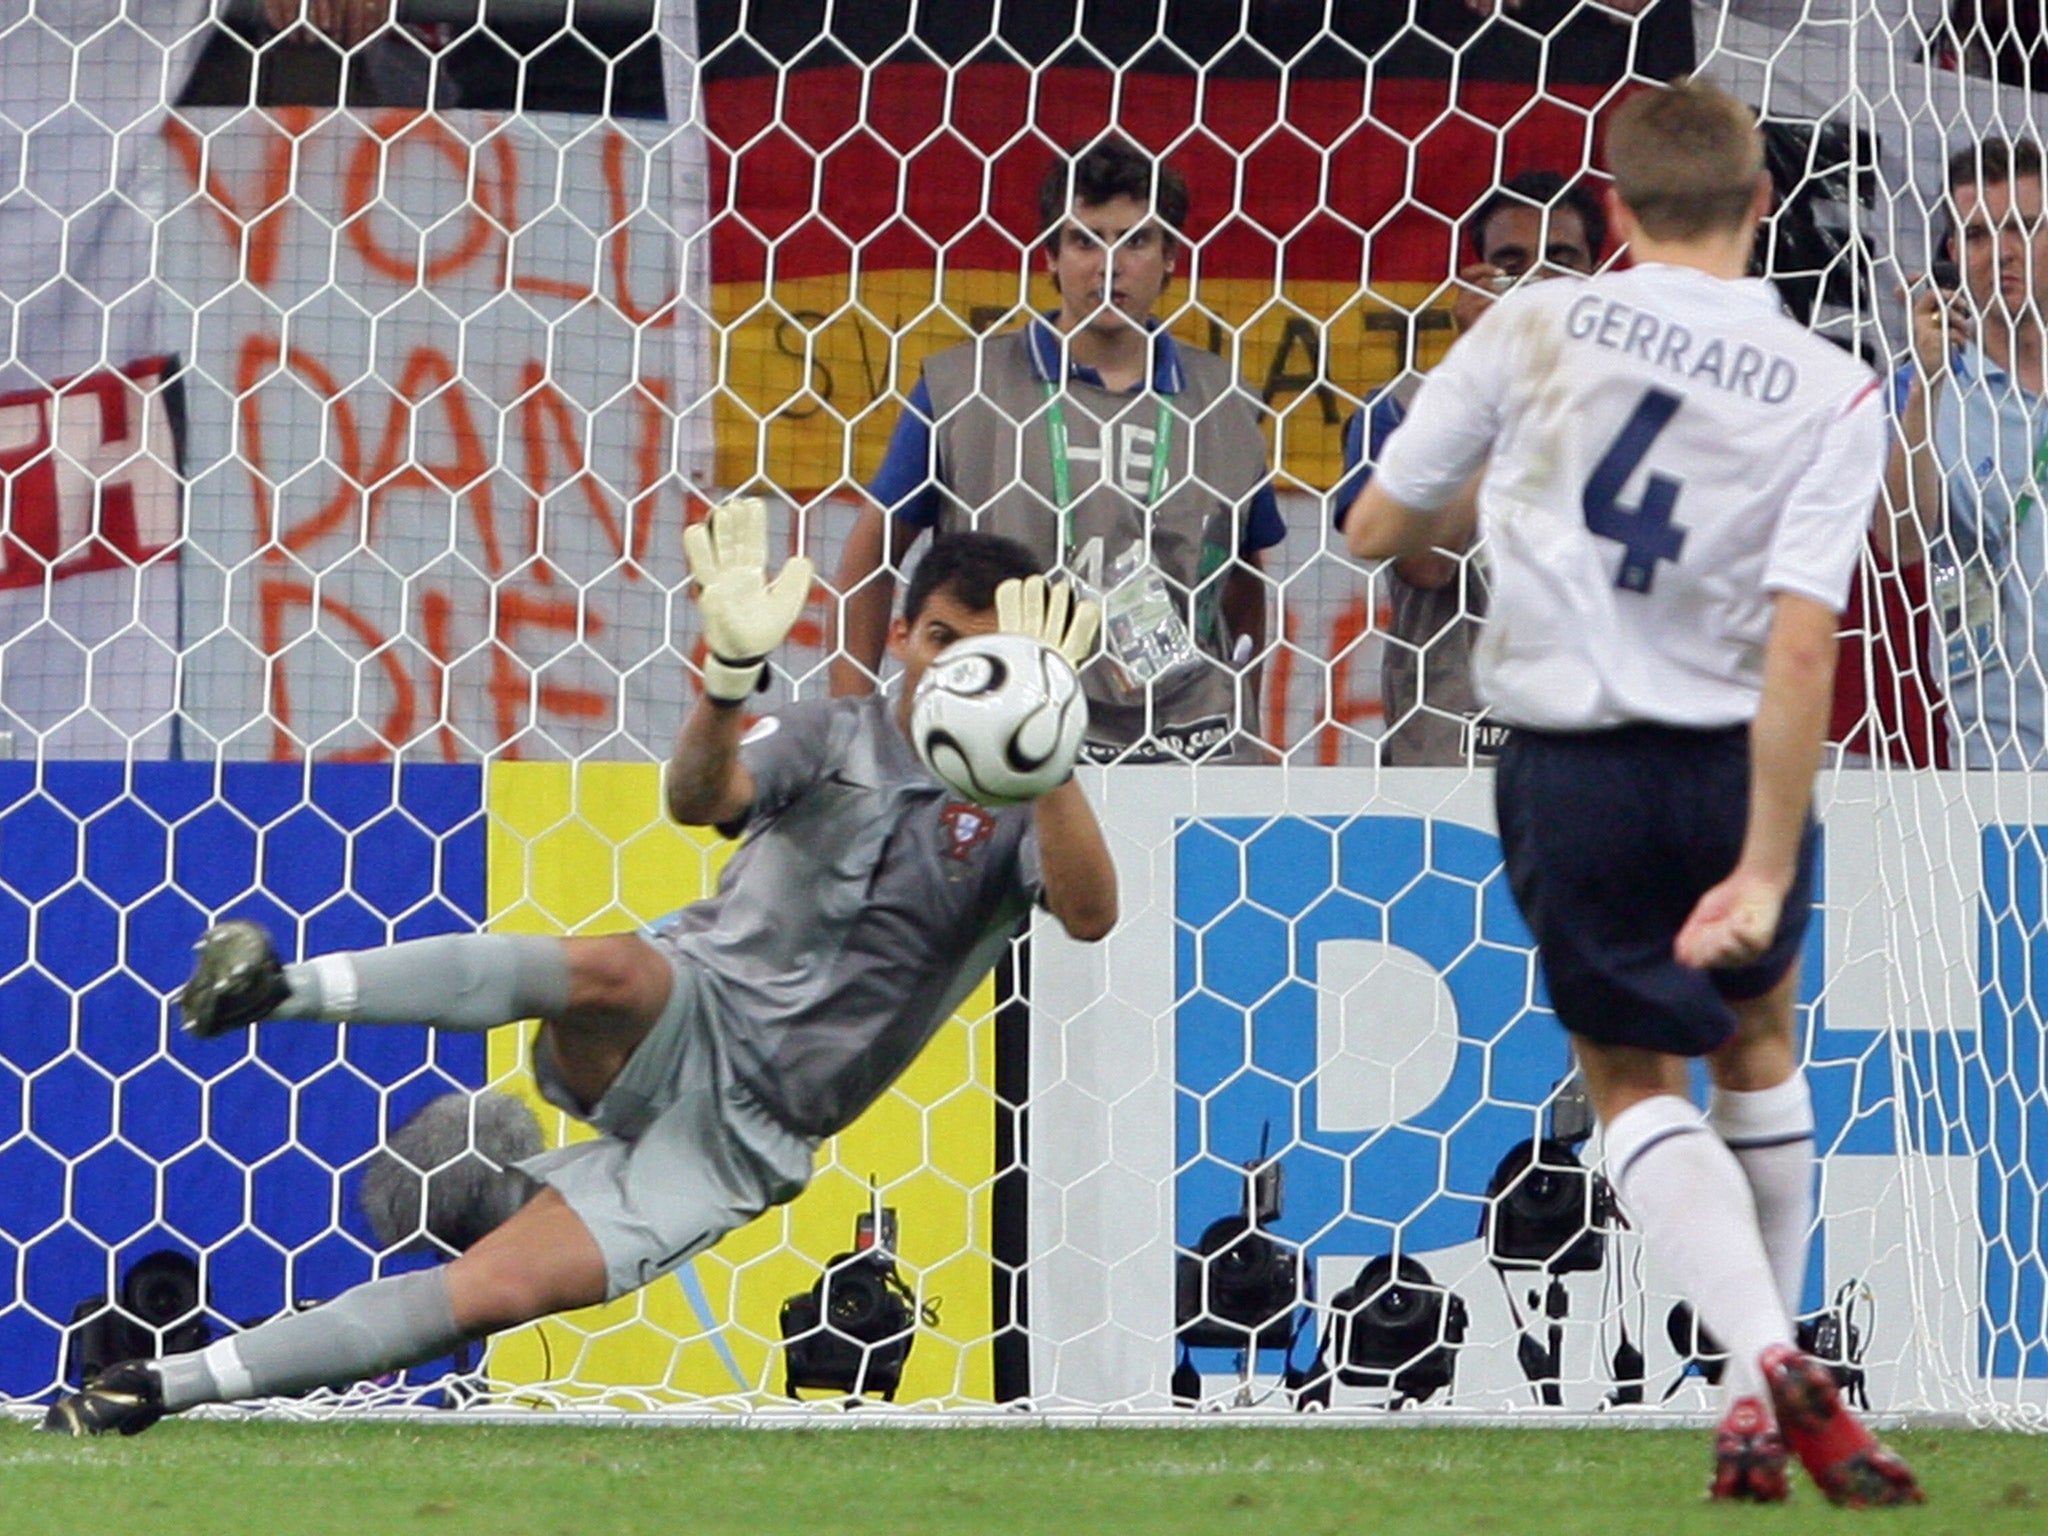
[1762,1345,1924,1506]
[181,920,290,1039]
[1707,1396,1789,1502]
[39,1360,166,1437]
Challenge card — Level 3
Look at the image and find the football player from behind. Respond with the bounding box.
[43,512,1115,1436]
[1347,78,1918,1506]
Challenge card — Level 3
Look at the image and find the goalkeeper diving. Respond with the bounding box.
[42,509,1116,1435]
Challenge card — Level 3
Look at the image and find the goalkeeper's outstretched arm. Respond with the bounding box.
[666,496,814,826]
[664,693,756,828]
[1034,778,1118,942]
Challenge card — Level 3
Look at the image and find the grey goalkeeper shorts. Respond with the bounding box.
[519,953,817,1300]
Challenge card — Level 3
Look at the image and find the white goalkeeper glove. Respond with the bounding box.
[682,496,816,704]
[995,574,1100,669]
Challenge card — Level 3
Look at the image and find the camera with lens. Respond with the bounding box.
[63,1249,211,1386]
[1799,1281,1870,1408]
[1327,1254,1468,1407]
[1663,1284,1871,1406]
[1480,1135,1615,1274]
[779,1205,925,1401]
[1175,1154,1302,1351]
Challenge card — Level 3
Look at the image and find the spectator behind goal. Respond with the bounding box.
[1881,137,2048,769]
[834,138,1286,764]
[1335,170,1608,766]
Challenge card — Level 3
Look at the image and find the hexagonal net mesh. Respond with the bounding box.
[1,2,2045,1426]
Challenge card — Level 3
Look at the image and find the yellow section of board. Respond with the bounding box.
[481,759,997,1407]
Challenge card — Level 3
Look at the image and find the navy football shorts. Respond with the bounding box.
[1494,722,1816,1058]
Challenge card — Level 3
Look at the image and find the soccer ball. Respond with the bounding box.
[911,632,1087,806]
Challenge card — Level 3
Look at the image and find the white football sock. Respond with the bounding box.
[274,933,572,1028]
[1604,1094,1792,1406]
[1710,1073,1816,1317]
[156,1269,465,1410]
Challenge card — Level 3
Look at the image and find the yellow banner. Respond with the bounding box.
[714,274,1453,495]
[480,760,996,1406]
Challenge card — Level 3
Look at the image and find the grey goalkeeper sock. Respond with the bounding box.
[273,933,572,1029]
[156,1268,468,1410]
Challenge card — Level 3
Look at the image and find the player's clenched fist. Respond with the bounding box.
[1674,870,1784,971]
[683,497,815,704]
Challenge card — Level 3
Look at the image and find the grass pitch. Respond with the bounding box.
[0,1420,2038,1535]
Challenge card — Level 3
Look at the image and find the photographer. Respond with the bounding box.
[833,139,1285,765]
[1881,139,2048,768]
[1336,171,1606,766]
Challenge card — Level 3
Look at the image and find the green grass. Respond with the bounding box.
[0,1421,2040,1536]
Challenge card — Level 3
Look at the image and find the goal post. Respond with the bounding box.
[2,2,2046,1427]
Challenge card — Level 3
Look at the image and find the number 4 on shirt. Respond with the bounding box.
[1583,387,1688,593]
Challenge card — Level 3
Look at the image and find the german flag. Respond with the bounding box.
[699,1,1694,492]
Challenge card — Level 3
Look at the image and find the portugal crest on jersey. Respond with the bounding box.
[939,802,996,862]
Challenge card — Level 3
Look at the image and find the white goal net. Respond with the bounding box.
[2,0,2045,1427]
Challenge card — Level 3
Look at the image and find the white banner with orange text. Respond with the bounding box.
[165,107,713,760]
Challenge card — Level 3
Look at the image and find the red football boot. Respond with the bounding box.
[1762,1345,1924,1507]
[1709,1396,1790,1502]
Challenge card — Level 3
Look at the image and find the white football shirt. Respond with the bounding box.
[1372,263,1885,731]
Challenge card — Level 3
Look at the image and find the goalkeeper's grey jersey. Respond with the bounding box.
[654,696,1042,1137]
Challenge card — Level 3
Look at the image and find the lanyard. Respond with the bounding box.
[1961,350,2048,529]
[1041,380,1175,553]
[2015,414,2048,530]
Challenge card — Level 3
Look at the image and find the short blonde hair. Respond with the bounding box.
[1606,77,1764,240]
